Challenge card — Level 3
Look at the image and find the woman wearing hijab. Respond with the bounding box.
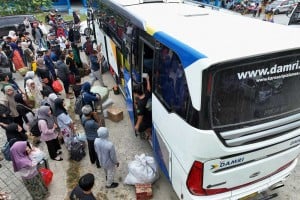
[9,42,25,71]
[24,71,43,92]
[15,93,35,129]
[81,82,100,111]
[10,141,49,200]
[15,93,41,146]
[54,98,74,150]
[25,79,43,109]
[46,93,58,114]
[35,57,54,97]
[0,85,23,127]
[5,123,27,145]
[35,57,50,81]
[37,106,63,161]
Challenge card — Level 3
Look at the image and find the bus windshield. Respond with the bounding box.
[211,51,300,128]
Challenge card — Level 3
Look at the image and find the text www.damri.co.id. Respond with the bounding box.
[237,60,300,81]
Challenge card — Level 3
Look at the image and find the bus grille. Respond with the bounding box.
[219,114,300,147]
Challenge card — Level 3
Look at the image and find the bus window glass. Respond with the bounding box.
[153,45,189,119]
[211,54,300,127]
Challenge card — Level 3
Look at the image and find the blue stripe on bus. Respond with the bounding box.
[153,31,207,68]
[152,128,171,182]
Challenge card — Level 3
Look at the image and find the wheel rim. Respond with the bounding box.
[84,28,92,36]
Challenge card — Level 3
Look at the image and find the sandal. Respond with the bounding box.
[53,156,63,161]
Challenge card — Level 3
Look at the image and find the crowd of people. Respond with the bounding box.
[0,10,118,200]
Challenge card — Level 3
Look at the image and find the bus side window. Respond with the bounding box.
[154,45,190,118]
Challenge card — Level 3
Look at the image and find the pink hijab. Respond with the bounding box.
[10,141,32,172]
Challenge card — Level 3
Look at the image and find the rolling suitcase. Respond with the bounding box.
[70,141,86,162]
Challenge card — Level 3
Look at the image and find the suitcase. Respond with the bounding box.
[90,85,109,103]
[70,141,86,161]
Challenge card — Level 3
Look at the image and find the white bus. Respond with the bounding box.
[94,0,300,199]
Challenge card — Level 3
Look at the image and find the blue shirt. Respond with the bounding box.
[44,55,57,79]
[81,115,99,140]
[89,55,100,71]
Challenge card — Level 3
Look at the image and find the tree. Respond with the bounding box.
[0,0,52,16]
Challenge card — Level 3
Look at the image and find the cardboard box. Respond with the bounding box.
[135,184,152,200]
[107,108,123,122]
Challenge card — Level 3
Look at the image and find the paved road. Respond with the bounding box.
[0,70,178,200]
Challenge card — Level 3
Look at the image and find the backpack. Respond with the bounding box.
[70,141,85,161]
[1,138,17,161]
[0,52,8,66]
[29,117,42,137]
[74,93,84,115]
[0,103,10,117]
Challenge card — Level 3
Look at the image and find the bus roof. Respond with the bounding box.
[103,0,300,65]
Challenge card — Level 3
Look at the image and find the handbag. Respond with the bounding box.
[68,73,76,85]
[24,93,35,109]
[52,79,63,93]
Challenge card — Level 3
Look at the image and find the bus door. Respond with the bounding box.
[131,36,155,135]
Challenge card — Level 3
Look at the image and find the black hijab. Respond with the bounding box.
[54,98,67,117]
[14,93,26,105]
[6,123,27,143]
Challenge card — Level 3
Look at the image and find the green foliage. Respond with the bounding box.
[35,12,87,24]
[0,0,52,16]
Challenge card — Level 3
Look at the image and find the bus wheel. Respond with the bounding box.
[84,28,93,36]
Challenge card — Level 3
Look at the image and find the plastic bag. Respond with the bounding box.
[31,61,37,72]
[124,154,159,185]
[29,147,46,165]
[76,132,87,142]
[39,168,53,187]
[52,80,63,93]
